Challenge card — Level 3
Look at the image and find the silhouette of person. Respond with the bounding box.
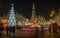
[9,26,11,35]
[12,26,15,34]
[53,23,58,33]
[6,26,9,35]
[53,23,59,38]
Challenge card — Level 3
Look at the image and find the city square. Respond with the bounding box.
[0,0,60,38]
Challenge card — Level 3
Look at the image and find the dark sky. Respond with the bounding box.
[0,0,60,19]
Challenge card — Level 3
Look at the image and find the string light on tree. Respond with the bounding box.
[8,3,16,26]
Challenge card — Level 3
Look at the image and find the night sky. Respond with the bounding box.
[0,0,60,19]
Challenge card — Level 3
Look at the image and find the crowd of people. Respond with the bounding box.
[1,22,60,36]
[6,26,16,35]
[35,22,60,33]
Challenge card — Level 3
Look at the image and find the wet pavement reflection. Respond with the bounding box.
[0,30,60,38]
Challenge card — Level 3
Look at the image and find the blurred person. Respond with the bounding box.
[53,23,59,38]
[58,24,60,31]
[9,26,12,35]
[6,26,9,35]
[49,22,53,33]
[53,23,58,33]
[12,26,16,34]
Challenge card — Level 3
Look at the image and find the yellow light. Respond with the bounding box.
[30,23,39,27]
[50,14,53,17]
[1,19,8,23]
[28,23,33,25]
[18,22,21,25]
[51,11,55,14]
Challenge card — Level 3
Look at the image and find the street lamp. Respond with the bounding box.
[50,10,55,20]
[50,14,53,18]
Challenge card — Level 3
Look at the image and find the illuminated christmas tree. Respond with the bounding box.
[8,3,16,26]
